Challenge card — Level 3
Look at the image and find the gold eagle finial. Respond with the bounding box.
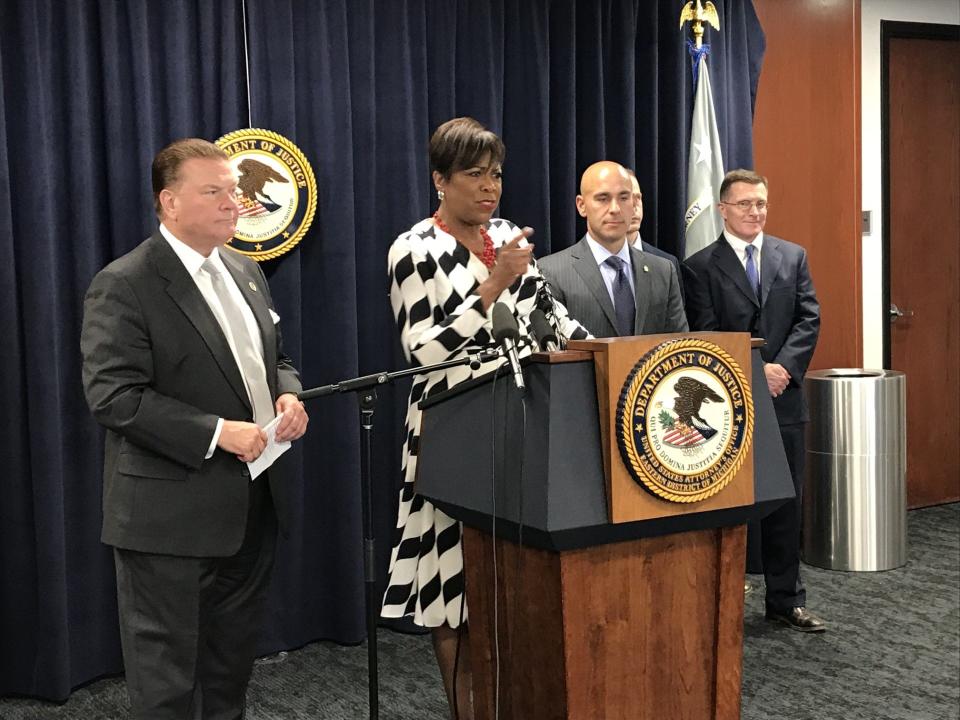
[679,0,721,49]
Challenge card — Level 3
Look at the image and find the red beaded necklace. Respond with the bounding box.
[433,212,496,269]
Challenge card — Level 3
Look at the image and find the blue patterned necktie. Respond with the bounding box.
[745,244,760,301]
[604,255,636,336]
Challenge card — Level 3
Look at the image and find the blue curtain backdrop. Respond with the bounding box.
[0,0,764,701]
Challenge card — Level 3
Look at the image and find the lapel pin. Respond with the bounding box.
[643,265,649,273]
[248,281,258,292]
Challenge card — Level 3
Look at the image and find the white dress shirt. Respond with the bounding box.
[723,230,764,284]
[585,234,636,306]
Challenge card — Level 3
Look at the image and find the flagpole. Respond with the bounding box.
[680,0,725,259]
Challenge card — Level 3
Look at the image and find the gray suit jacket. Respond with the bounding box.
[81,233,302,557]
[538,236,688,338]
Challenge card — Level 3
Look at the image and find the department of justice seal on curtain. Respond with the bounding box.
[616,338,753,503]
[216,129,317,262]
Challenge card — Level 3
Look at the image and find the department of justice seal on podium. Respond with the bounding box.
[216,129,317,262]
[616,338,754,503]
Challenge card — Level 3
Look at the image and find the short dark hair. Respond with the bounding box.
[152,138,229,216]
[429,117,505,180]
[719,169,768,201]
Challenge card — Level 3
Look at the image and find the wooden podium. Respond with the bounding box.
[416,333,794,720]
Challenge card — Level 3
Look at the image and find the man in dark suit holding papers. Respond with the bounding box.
[81,138,308,717]
[683,168,824,632]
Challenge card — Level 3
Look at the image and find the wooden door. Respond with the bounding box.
[886,29,960,508]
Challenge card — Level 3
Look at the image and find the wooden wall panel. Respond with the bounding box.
[751,0,862,370]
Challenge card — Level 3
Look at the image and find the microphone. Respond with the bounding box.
[531,273,570,349]
[529,309,559,351]
[491,302,527,397]
[535,276,556,315]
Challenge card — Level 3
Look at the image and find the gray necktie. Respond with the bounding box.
[745,244,761,301]
[604,255,636,336]
[201,259,274,426]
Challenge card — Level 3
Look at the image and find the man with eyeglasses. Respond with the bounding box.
[682,169,824,633]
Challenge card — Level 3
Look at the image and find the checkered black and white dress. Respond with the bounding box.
[380,217,588,628]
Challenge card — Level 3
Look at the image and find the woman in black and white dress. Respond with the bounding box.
[381,117,587,717]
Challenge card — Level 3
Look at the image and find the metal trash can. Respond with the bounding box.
[802,369,907,571]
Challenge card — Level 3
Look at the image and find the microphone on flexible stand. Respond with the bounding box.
[531,272,569,348]
[491,302,527,396]
[536,279,560,320]
[529,309,559,351]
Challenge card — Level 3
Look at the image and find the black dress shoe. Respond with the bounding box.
[765,606,827,633]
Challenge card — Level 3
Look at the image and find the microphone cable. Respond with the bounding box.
[452,312,530,720]
[489,367,501,719]
[451,560,467,720]
[491,339,529,720]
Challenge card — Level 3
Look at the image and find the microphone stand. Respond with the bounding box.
[297,348,501,720]
[532,272,569,349]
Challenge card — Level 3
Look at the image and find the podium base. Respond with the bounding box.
[463,524,747,720]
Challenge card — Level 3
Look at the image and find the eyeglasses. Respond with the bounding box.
[721,200,769,212]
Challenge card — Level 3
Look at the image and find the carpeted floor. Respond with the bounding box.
[740,503,959,720]
[2,504,957,720]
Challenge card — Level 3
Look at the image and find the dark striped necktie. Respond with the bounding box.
[604,255,636,337]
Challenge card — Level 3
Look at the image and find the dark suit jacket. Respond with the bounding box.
[538,236,688,338]
[81,233,301,557]
[637,238,684,301]
[682,233,820,424]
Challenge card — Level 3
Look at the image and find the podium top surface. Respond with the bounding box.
[568,335,766,349]
[415,347,794,551]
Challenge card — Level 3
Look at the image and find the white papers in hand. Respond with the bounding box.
[247,413,291,481]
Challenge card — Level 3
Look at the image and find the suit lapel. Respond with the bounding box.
[148,235,252,413]
[759,236,783,306]
[570,237,619,333]
[629,245,649,334]
[714,237,760,308]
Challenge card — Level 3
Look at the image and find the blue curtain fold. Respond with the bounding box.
[0,0,764,701]
[0,0,249,700]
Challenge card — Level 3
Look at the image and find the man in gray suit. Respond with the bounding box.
[538,161,687,338]
[81,138,309,717]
